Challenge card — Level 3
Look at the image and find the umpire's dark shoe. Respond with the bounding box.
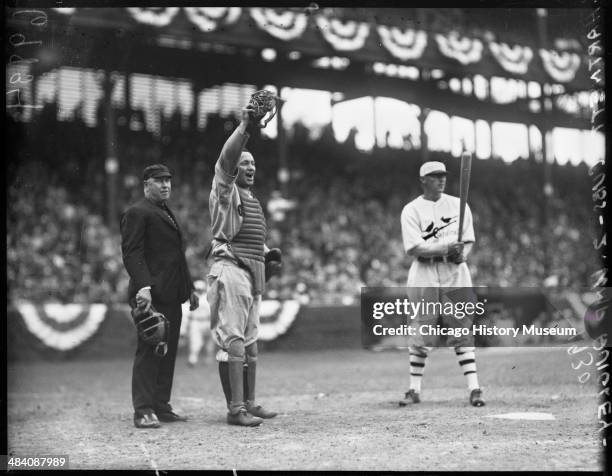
[134,412,160,429]
[399,389,421,406]
[157,411,188,422]
[246,402,277,419]
[227,410,263,427]
[470,388,485,407]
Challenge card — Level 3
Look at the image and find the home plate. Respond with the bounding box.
[486,412,556,421]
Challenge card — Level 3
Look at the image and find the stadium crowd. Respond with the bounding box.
[7,104,600,305]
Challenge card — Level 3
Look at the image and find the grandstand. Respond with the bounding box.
[7,7,602,308]
[5,6,605,355]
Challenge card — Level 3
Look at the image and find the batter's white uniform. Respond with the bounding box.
[401,193,474,286]
[400,192,475,347]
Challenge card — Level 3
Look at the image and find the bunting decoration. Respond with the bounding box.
[258,300,301,341]
[37,8,592,120]
[250,8,308,41]
[436,32,483,65]
[127,7,180,27]
[489,42,533,75]
[316,15,370,51]
[16,302,107,352]
[184,7,242,32]
[539,49,581,83]
[377,26,427,61]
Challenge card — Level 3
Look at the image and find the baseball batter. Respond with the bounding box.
[399,161,485,407]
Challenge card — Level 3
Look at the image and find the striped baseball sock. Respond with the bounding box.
[455,347,480,390]
[409,347,429,393]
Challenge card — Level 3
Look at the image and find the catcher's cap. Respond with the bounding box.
[419,161,448,177]
[143,164,172,181]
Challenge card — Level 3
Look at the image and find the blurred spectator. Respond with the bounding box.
[7,106,599,305]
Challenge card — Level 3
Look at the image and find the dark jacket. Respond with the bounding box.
[120,198,193,304]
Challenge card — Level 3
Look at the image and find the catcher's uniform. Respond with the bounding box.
[207,129,266,350]
[401,192,475,347]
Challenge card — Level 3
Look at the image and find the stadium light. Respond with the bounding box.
[261,48,277,62]
[331,57,349,70]
[313,57,331,68]
[373,62,385,74]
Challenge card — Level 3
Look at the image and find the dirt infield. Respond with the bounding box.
[7,347,603,471]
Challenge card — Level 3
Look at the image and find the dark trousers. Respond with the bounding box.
[132,300,182,416]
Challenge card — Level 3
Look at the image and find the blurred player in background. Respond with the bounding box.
[399,161,485,407]
[181,279,214,367]
[207,103,280,427]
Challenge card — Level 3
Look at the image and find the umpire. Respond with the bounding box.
[121,164,199,429]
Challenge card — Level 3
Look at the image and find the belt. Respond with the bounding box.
[417,256,450,264]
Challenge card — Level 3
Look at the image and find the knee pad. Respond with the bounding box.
[245,342,258,363]
[227,340,245,362]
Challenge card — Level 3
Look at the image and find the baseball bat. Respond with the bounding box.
[457,151,473,242]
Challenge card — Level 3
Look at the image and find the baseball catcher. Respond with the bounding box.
[206,101,281,426]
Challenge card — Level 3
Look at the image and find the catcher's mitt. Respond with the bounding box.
[248,89,281,128]
[131,304,169,356]
[265,248,282,282]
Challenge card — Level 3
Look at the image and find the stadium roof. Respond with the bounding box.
[8,7,598,129]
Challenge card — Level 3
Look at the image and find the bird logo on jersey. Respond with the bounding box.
[422,216,457,241]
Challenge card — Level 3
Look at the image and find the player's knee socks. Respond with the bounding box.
[227,340,246,413]
[455,346,479,390]
[409,347,429,392]
[218,361,231,406]
[216,352,248,407]
[245,342,258,404]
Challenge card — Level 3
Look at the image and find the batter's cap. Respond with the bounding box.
[419,161,448,177]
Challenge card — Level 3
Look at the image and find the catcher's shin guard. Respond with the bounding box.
[228,360,246,413]
[244,362,277,418]
[218,361,249,407]
[218,361,232,406]
[246,361,256,403]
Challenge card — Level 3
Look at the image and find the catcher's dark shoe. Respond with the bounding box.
[398,389,421,406]
[246,403,277,419]
[470,388,485,407]
[227,410,263,427]
[157,410,188,422]
[134,412,160,429]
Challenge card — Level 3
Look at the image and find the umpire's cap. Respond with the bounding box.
[143,164,172,181]
[419,161,448,177]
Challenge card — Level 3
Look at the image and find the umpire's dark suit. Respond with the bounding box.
[120,196,193,417]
